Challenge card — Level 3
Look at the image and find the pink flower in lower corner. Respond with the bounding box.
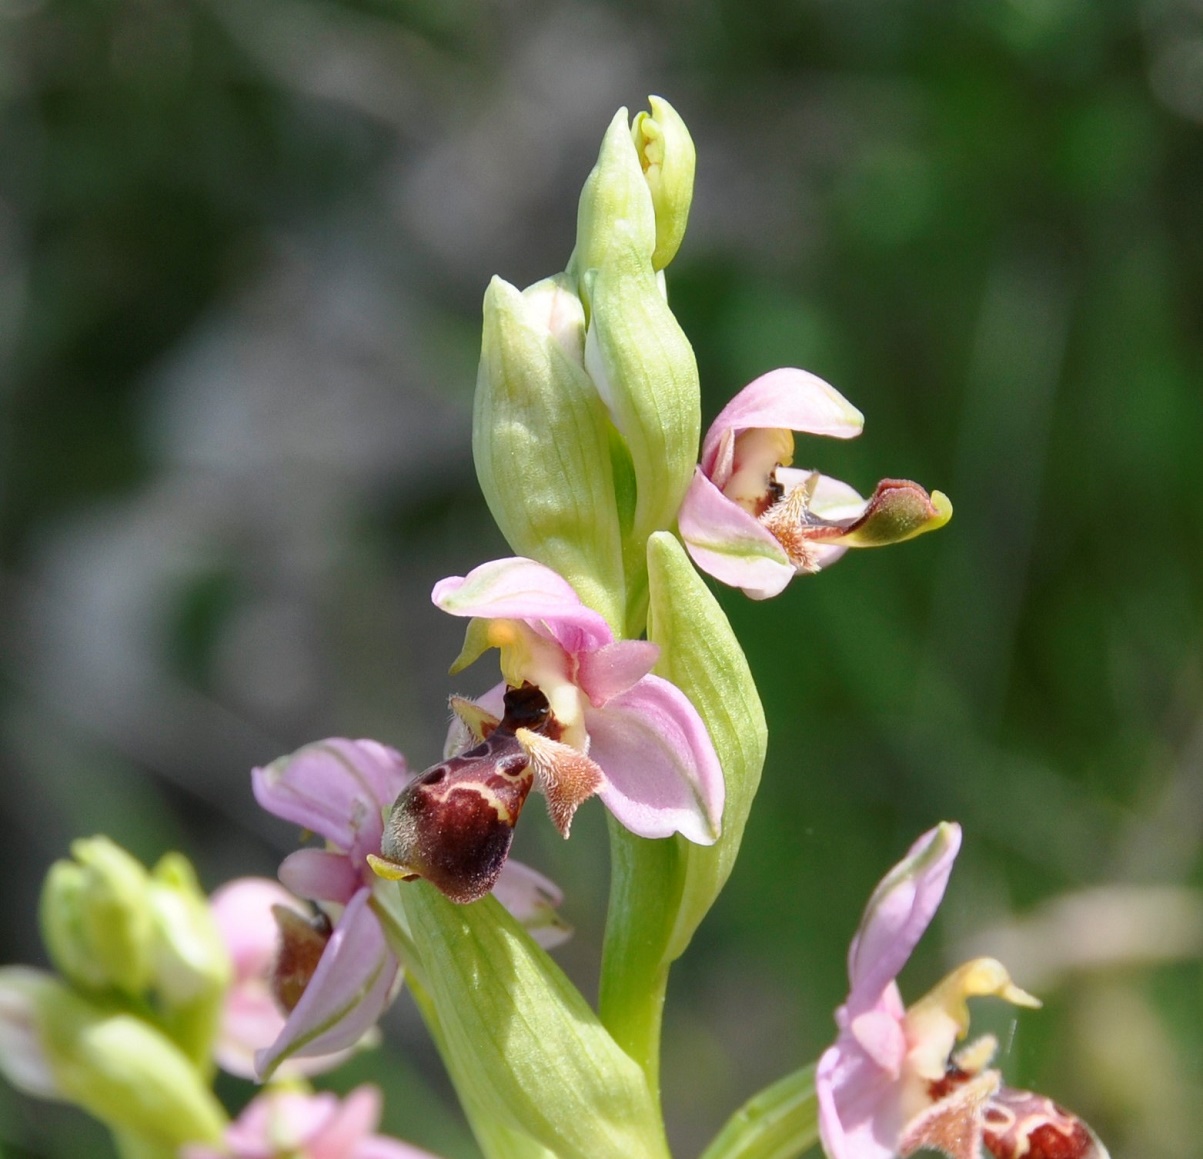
[181,1084,441,1159]
[677,369,952,599]
[816,822,1109,1159]
[238,737,569,1080]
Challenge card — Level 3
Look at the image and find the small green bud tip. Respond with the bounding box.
[835,480,952,547]
[632,96,696,271]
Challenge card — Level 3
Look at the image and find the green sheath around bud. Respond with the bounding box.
[40,837,153,999]
[632,96,696,271]
[568,108,658,281]
[473,274,626,630]
[146,853,230,1071]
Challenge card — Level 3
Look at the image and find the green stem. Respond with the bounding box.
[598,822,684,1101]
[698,1064,819,1159]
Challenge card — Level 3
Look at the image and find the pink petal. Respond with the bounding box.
[586,676,724,844]
[252,739,407,861]
[848,1007,908,1076]
[846,824,961,1016]
[227,1088,340,1153]
[575,640,659,705]
[279,849,362,905]
[308,1085,380,1158]
[210,878,297,978]
[678,469,796,600]
[491,859,571,950]
[700,369,863,475]
[209,879,353,1080]
[816,1040,902,1159]
[214,981,287,1080]
[255,889,400,1079]
[432,557,613,656]
[816,1045,856,1159]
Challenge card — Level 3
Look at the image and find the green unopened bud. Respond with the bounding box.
[632,96,695,271]
[568,108,657,281]
[474,274,626,629]
[0,967,226,1148]
[583,234,700,608]
[40,837,153,998]
[147,854,228,1007]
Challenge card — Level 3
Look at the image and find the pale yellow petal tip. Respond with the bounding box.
[959,957,1041,1008]
[366,854,412,882]
[930,490,953,528]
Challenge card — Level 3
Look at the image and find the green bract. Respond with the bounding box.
[145,853,229,1072]
[474,274,626,631]
[38,839,228,1076]
[646,532,767,960]
[584,235,700,612]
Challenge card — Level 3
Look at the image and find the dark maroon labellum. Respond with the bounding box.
[270,903,333,1013]
[378,684,556,905]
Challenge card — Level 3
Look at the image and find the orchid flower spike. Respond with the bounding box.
[370,557,724,905]
[816,822,1110,1159]
[180,1084,442,1159]
[678,369,952,599]
[248,738,569,1078]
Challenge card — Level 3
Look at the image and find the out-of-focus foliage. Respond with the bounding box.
[1,1,1201,1158]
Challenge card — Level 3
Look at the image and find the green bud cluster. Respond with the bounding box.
[473,97,700,634]
[1,839,230,1158]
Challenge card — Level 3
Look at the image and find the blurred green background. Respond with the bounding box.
[2,1,1202,1156]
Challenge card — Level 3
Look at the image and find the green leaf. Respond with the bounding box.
[647,532,767,960]
[374,882,670,1159]
[699,1064,818,1159]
